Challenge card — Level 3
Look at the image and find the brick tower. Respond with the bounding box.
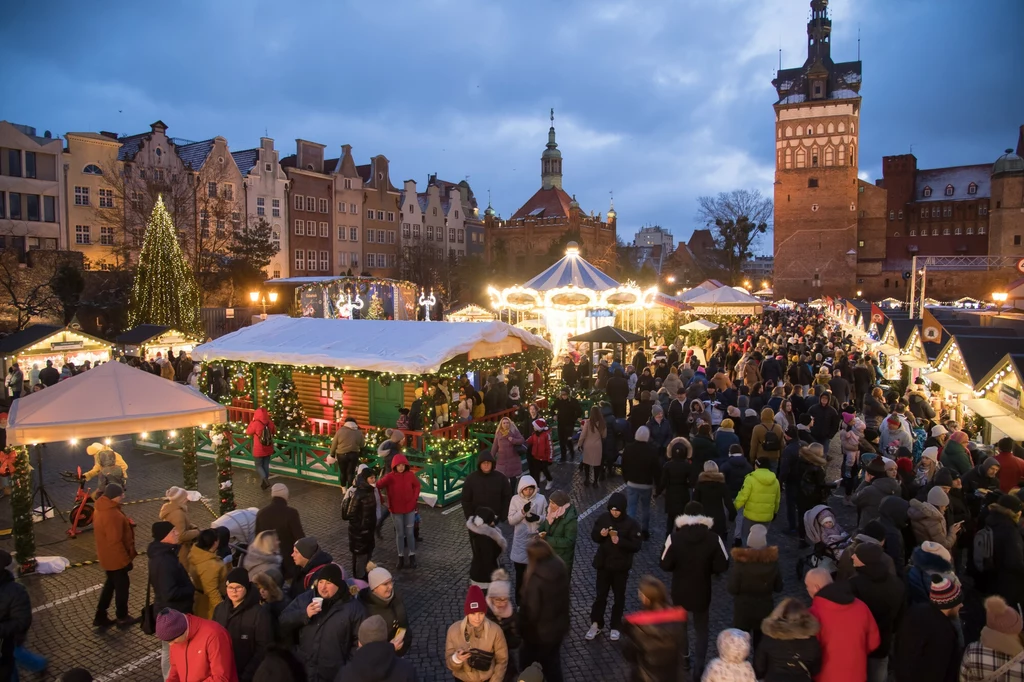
[772,0,863,298]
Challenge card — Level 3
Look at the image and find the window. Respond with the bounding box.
[968,182,978,195]
[272,230,280,247]
[449,228,456,241]
[932,228,939,236]
[98,188,113,208]
[457,229,464,243]
[305,197,315,212]
[0,191,5,219]
[838,145,846,165]
[932,206,940,218]
[889,210,895,221]
[200,210,209,229]
[402,222,411,238]
[294,219,305,235]
[367,209,374,219]
[367,253,376,268]
[920,207,928,219]
[945,184,954,196]
[967,227,974,235]
[367,229,375,243]
[427,226,434,240]
[979,205,988,216]
[338,202,346,213]
[320,251,328,271]
[75,186,90,206]
[388,230,395,244]
[272,268,280,278]
[923,186,932,197]
[295,249,304,271]
[344,179,352,190]
[979,225,986,235]
[294,194,303,210]
[954,227,962,235]
[942,227,950,235]
[808,178,819,188]
[208,182,217,198]
[376,210,384,220]
[6,149,20,177]
[100,226,114,245]
[389,254,397,267]
[154,169,164,183]
[413,224,420,239]
[351,252,359,267]
[898,210,903,220]
[824,147,834,166]
[858,239,865,247]
[266,163,272,172]
[386,211,395,222]
[338,226,347,241]
[8,193,20,220]
[1015,235,1022,246]
[83,164,102,175]
[319,222,328,238]
[943,206,952,217]
[338,251,348,267]
[319,198,328,213]
[349,203,356,213]
[455,210,459,219]
[24,195,39,221]
[75,225,91,244]
[350,227,358,241]
[909,230,917,236]
[223,184,234,201]
[43,195,55,222]
[307,249,316,270]
[377,229,385,243]
[272,198,281,217]
[257,197,266,216]
[796,148,806,168]
[216,219,226,235]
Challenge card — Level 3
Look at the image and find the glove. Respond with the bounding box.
[523,501,531,513]
[525,513,540,523]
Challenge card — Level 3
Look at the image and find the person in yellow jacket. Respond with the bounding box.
[188,528,227,619]
[733,457,781,547]
[84,442,128,485]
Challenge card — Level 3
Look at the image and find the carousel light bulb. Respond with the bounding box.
[141,432,148,439]
[169,430,178,438]
[104,438,112,446]
[69,438,78,446]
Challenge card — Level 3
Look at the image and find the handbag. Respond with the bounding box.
[139,577,156,635]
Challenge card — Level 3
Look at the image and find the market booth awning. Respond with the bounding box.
[924,371,975,395]
[680,319,720,332]
[193,316,552,374]
[115,324,203,357]
[6,360,227,445]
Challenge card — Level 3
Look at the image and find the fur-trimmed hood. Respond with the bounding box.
[467,516,508,551]
[910,546,954,574]
[674,513,715,529]
[730,546,779,563]
[988,503,1021,523]
[761,603,820,640]
[698,471,725,484]
[799,444,826,467]
[251,571,284,603]
[908,498,944,520]
[668,436,692,460]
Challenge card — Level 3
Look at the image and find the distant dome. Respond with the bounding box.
[993,148,1024,177]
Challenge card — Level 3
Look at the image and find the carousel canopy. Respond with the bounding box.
[193,316,552,374]
[6,360,227,445]
[522,243,619,291]
[568,326,646,345]
[680,319,720,331]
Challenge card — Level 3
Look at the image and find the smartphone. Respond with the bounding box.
[393,627,406,641]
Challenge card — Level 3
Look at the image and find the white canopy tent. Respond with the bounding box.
[193,316,552,374]
[680,319,720,332]
[7,360,227,445]
[683,286,764,315]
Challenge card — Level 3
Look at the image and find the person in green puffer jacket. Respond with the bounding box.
[733,458,781,546]
[538,490,578,575]
[939,430,973,477]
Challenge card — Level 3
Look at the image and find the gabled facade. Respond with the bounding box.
[282,140,334,276]
[328,144,363,275]
[180,136,245,272]
[64,131,122,268]
[357,156,400,278]
[235,137,289,278]
[0,121,64,253]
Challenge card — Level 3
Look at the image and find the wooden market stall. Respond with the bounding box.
[928,335,1024,426]
[149,316,553,505]
[965,354,1024,443]
[0,324,111,379]
[115,324,203,360]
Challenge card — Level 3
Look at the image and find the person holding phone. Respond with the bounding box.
[908,487,961,551]
[445,585,509,682]
[585,492,643,643]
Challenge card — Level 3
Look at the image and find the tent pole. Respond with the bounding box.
[32,444,65,523]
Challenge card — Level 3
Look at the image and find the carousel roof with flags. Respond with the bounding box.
[523,242,620,292]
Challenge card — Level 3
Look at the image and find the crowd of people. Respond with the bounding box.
[7,308,1024,682]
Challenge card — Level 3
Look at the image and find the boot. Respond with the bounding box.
[116,616,140,629]
[260,479,269,491]
[397,556,405,570]
[93,613,116,628]
[408,555,417,569]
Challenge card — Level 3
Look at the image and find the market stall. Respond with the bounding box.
[932,335,1024,428]
[965,353,1024,442]
[267,275,420,320]
[0,325,111,379]
[170,316,553,504]
[446,304,496,322]
[115,324,203,360]
[681,284,764,316]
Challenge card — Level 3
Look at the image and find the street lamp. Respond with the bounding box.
[761,280,770,289]
[743,280,751,290]
[856,290,863,298]
[249,290,279,320]
[665,275,676,284]
[993,291,1008,312]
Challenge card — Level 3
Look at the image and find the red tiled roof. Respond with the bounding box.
[511,187,574,220]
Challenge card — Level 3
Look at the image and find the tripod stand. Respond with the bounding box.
[32,443,65,522]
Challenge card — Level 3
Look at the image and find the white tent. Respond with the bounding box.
[193,316,552,374]
[7,360,227,445]
[677,280,725,302]
[680,319,720,331]
[684,285,764,316]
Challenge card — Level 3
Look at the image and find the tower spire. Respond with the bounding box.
[541,108,563,190]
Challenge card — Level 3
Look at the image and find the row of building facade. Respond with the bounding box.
[0,114,618,281]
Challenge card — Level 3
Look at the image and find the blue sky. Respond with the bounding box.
[3,0,1021,254]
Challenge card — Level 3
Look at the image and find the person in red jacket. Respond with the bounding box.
[805,567,879,682]
[376,454,421,569]
[526,418,554,490]
[994,437,1024,493]
[156,608,238,682]
[245,407,276,491]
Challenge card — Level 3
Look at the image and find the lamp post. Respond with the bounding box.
[419,288,437,321]
[665,275,676,284]
[856,290,863,298]
[992,291,1008,313]
[249,290,278,320]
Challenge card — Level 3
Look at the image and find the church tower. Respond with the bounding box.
[541,108,563,190]
[772,0,863,298]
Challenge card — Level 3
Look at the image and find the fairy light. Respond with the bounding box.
[69,438,78,446]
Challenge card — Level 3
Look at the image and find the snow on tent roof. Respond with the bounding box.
[193,316,551,374]
[684,286,764,305]
[522,252,620,291]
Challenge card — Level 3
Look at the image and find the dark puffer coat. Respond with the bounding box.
[466,516,507,584]
[658,439,695,521]
[359,587,411,656]
[727,546,783,632]
[213,588,275,681]
[519,552,571,647]
[147,539,196,614]
[0,569,32,680]
[334,641,417,682]
[754,602,822,682]
[279,588,367,682]
[848,560,906,658]
[591,493,643,572]
[621,606,687,682]
[461,451,512,521]
[691,471,732,540]
[660,513,729,612]
[343,475,377,556]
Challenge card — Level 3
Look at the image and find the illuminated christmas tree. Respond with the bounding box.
[271,377,308,434]
[365,290,385,320]
[127,196,202,336]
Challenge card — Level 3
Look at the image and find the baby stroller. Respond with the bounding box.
[796,504,852,579]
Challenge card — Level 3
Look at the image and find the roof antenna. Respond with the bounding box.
[857,25,861,60]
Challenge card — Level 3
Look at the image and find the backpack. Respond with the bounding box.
[259,421,273,447]
[974,526,995,574]
[799,468,820,500]
[761,427,781,452]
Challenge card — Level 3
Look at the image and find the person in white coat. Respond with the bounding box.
[507,474,546,602]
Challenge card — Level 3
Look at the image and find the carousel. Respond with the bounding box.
[488,242,660,357]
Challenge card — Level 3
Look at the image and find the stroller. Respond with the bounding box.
[796,504,852,579]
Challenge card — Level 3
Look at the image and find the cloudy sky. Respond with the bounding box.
[4,0,1021,253]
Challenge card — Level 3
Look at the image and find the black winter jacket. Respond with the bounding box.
[807,399,840,441]
[290,549,334,600]
[848,562,906,658]
[727,546,783,632]
[983,503,1024,609]
[621,441,660,487]
[147,540,195,615]
[519,554,571,646]
[690,435,718,472]
[720,454,753,497]
[591,493,643,573]
[658,456,694,520]
[466,517,507,585]
[892,603,961,682]
[461,452,512,521]
[660,513,729,612]
[692,471,732,538]
[878,496,910,573]
[0,570,31,675]
[213,589,274,681]
[754,605,822,682]
[255,497,306,579]
[280,589,367,682]
[343,477,377,556]
[334,641,417,682]
[359,587,411,656]
[621,606,687,682]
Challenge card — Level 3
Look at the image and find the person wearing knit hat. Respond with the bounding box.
[960,595,1024,680]
[346,611,419,682]
[83,442,129,486]
[745,523,769,549]
[91,476,138,628]
[622,422,658,539]
[213,567,272,677]
[939,430,973,477]
[484,568,520,674]
[357,561,411,655]
[714,417,740,460]
[270,482,289,501]
[692,459,730,544]
[962,456,1002,506]
[158,485,199,568]
[295,536,319,560]
[538,489,578,574]
[358,614,388,644]
[848,536,906,681]
[852,454,901,526]
[445,584,508,681]
[586,490,642,643]
[287,535,335,600]
[927,486,949,508]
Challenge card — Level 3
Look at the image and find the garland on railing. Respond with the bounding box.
[210,430,235,514]
[422,434,481,464]
[181,428,198,489]
[5,447,36,573]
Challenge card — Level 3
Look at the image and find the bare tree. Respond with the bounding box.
[0,244,83,330]
[695,189,773,283]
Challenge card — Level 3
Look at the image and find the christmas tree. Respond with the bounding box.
[271,377,308,434]
[127,196,203,337]
[365,290,385,320]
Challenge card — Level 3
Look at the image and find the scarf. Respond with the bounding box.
[546,502,570,526]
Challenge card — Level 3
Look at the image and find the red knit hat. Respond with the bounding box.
[896,457,914,473]
[464,585,487,615]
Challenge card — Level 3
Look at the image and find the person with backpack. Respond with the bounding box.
[342,467,378,580]
[975,494,1024,610]
[246,407,277,491]
[328,417,364,491]
[750,408,785,467]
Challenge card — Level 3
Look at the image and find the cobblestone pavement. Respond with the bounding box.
[0,436,853,681]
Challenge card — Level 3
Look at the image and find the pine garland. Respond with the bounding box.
[9,447,36,573]
[271,377,308,435]
[181,428,198,489]
[211,431,235,515]
[127,196,203,337]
